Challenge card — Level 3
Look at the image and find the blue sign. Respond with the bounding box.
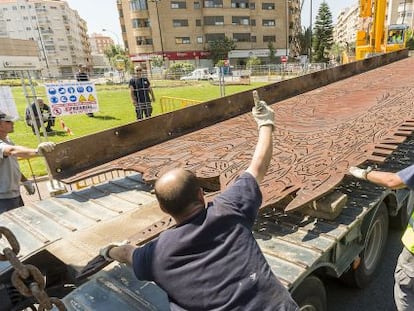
[86,86,94,93]
[60,96,68,103]
[58,87,66,94]
[77,86,84,93]
[48,88,57,95]
[68,87,75,94]
[69,95,77,102]
[50,96,59,104]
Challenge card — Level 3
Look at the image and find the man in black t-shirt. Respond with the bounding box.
[100,92,299,310]
[76,64,94,117]
[128,65,155,120]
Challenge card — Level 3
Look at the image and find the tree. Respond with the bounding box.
[103,44,131,73]
[298,26,312,56]
[246,56,261,69]
[207,37,236,65]
[312,2,334,63]
[151,56,164,68]
[267,42,277,63]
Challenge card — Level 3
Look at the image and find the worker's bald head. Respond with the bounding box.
[154,168,202,216]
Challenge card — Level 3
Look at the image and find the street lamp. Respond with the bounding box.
[309,0,313,62]
[102,28,121,47]
[151,0,164,60]
[286,0,290,57]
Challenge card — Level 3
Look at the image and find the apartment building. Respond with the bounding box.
[90,33,115,54]
[391,0,414,26]
[334,4,359,46]
[0,0,91,78]
[117,0,301,68]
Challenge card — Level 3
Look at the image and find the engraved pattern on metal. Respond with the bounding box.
[70,58,414,211]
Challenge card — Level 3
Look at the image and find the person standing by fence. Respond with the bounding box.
[129,65,155,120]
[76,64,94,117]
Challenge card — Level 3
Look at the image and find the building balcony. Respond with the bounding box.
[133,28,151,36]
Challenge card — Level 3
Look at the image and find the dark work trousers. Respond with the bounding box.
[135,103,153,120]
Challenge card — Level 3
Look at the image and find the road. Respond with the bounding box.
[326,228,403,311]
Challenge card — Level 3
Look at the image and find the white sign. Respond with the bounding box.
[45,82,99,116]
[0,86,19,120]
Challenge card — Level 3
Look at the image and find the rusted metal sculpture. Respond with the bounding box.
[48,52,414,212]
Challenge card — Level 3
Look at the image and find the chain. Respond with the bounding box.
[0,226,67,311]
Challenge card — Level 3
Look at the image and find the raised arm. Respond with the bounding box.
[349,166,406,189]
[246,91,274,184]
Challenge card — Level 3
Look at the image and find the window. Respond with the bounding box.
[251,35,256,42]
[130,0,147,11]
[233,33,250,42]
[205,33,225,42]
[136,36,153,45]
[12,6,17,10]
[173,19,189,27]
[263,35,275,42]
[262,19,275,26]
[196,19,201,26]
[262,3,274,10]
[231,0,249,8]
[132,18,150,28]
[197,36,203,43]
[175,37,190,44]
[194,1,201,8]
[171,1,187,8]
[204,16,224,26]
[251,19,256,26]
[232,16,250,25]
[250,2,255,9]
[204,0,223,8]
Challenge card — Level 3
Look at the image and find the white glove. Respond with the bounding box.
[22,180,35,195]
[42,113,50,121]
[252,91,275,130]
[36,142,56,155]
[99,240,129,262]
[349,166,372,180]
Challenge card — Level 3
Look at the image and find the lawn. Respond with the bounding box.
[10,80,270,177]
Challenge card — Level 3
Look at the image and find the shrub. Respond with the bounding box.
[0,79,38,87]
[166,62,195,80]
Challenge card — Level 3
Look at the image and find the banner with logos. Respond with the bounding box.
[45,82,99,116]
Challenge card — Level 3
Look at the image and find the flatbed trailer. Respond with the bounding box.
[1,50,414,310]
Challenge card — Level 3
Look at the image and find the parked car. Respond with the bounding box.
[180,68,211,80]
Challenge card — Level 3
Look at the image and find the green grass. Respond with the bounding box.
[10,80,270,177]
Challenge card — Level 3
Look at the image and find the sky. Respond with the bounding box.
[65,0,358,46]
